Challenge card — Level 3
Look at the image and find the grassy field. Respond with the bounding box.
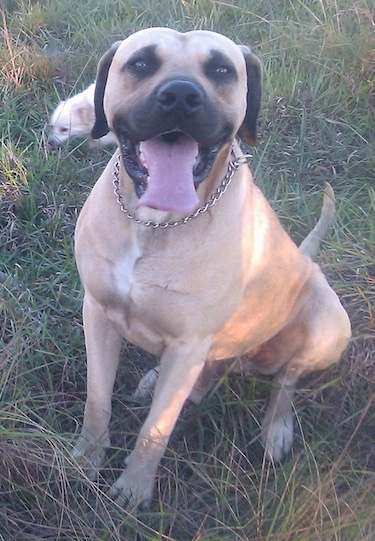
[1,0,374,539]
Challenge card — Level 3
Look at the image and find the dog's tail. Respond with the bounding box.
[298,183,335,260]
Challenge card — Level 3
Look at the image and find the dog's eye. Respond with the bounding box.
[60,127,68,133]
[124,46,161,78]
[133,59,148,70]
[204,52,237,84]
[125,56,159,77]
[216,66,231,75]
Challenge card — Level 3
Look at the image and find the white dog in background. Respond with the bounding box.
[48,83,117,148]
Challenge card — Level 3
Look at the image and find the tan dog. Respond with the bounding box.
[48,83,117,148]
[72,28,351,509]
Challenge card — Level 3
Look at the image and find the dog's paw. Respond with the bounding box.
[107,467,154,510]
[261,413,294,463]
[133,367,159,400]
[71,435,108,479]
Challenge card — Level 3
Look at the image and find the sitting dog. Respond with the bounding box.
[72,28,351,509]
[48,83,117,148]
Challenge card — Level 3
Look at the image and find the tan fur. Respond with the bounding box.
[71,28,351,509]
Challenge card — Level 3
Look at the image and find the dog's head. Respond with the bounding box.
[92,28,262,213]
[48,85,96,148]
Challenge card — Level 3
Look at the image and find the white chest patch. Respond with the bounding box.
[112,242,142,301]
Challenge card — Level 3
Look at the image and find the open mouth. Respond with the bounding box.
[118,130,219,213]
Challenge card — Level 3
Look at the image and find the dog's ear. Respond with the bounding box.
[237,46,262,146]
[76,103,95,131]
[91,41,122,139]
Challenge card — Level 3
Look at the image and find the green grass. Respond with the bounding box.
[1,0,374,539]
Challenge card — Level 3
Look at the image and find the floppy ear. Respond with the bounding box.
[76,103,95,132]
[237,46,262,146]
[91,41,122,139]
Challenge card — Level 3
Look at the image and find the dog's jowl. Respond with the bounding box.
[71,28,351,509]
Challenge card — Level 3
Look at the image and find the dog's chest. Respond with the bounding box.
[112,245,141,301]
[108,231,235,353]
[108,244,186,351]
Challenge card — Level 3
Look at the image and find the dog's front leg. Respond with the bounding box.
[72,294,122,477]
[108,337,210,509]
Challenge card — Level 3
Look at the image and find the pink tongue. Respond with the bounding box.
[137,135,199,213]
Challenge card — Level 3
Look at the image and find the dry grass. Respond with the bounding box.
[0,0,374,539]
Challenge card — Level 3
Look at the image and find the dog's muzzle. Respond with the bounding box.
[114,78,233,214]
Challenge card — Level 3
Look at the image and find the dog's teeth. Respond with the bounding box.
[139,151,147,167]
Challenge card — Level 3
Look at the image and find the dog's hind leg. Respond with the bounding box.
[261,370,298,462]
[133,359,228,404]
[133,366,159,400]
[260,276,350,463]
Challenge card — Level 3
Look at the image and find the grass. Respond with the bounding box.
[0,0,374,539]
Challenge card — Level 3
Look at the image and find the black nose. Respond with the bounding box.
[156,80,203,114]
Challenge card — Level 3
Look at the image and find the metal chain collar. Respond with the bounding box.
[112,149,252,228]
